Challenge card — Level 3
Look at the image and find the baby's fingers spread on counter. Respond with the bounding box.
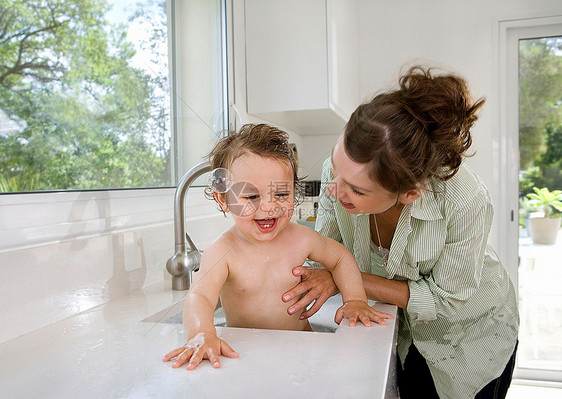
[335,302,394,326]
[162,333,239,370]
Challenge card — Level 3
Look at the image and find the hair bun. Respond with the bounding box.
[398,66,485,179]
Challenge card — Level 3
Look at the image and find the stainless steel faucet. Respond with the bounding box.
[166,161,211,290]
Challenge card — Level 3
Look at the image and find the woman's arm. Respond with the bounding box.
[361,272,410,309]
[303,228,393,325]
[405,190,493,323]
[284,266,410,319]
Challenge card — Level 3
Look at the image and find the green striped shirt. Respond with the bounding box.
[313,158,519,399]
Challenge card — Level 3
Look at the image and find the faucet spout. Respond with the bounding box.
[166,161,211,290]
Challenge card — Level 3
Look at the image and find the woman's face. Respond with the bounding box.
[327,139,401,215]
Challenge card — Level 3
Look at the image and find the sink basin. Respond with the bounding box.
[158,307,337,333]
[160,306,226,327]
[142,299,338,333]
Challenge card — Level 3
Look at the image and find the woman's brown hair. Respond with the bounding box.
[344,66,485,194]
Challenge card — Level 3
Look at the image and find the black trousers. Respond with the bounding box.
[397,342,518,399]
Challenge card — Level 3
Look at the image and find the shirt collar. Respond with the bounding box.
[409,181,444,221]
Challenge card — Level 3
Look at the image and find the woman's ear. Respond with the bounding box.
[399,188,423,205]
[214,192,229,213]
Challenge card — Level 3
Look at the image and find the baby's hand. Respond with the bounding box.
[162,332,239,370]
[335,299,394,327]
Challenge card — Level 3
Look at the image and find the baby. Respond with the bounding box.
[163,124,392,370]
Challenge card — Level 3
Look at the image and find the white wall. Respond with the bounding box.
[298,135,339,180]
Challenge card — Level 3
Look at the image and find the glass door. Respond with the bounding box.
[517,35,562,380]
[504,21,562,383]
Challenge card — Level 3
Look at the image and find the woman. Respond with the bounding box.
[283,66,519,399]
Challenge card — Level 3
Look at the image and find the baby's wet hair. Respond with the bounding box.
[205,123,304,208]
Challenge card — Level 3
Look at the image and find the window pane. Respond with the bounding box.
[0,0,172,192]
[174,0,229,182]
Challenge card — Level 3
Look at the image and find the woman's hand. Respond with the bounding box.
[162,332,238,370]
[335,300,394,327]
[282,266,339,319]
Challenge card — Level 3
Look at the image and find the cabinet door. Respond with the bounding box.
[245,0,329,114]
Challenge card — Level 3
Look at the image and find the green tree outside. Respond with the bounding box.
[519,37,562,197]
[0,0,171,192]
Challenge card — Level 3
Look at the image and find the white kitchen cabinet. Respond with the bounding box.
[243,0,359,135]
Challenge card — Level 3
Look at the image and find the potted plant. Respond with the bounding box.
[526,187,562,245]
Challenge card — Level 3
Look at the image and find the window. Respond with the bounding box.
[0,0,227,193]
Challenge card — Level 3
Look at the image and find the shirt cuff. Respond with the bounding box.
[406,279,437,322]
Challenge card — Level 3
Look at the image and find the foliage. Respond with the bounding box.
[519,125,562,198]
[525,187,562,218]
[540,123,562,165]
[519,38,562,170]
[519,166,541,198]
[533,124,562,191]
[0,0,171,192]
[0,175,35,192]
[518,37,562,201]
[518,197,536,228]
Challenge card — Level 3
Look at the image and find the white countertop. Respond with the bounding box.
[0,282,398,399]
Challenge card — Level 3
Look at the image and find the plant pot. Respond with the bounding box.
[529,217,561,245]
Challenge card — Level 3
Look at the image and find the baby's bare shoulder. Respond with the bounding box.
[200,227,238,262]
[283,222,320,243]
[285,221,317,235]
[275,223,321,254]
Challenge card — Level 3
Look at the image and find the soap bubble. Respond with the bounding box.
[209,168,233,193]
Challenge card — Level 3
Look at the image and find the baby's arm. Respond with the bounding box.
[305,229,393,326]
[162,239,238,369]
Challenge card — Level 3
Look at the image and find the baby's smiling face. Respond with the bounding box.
[220,152,295,243]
